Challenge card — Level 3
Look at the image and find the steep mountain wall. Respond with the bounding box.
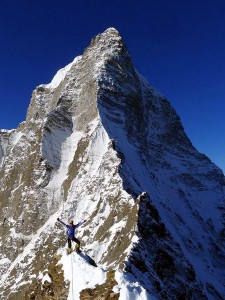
[0,28,224,300]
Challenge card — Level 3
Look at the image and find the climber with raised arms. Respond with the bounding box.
[57,217,86,254]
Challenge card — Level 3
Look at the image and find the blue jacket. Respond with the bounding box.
[57,218,84,238]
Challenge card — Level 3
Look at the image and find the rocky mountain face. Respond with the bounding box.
[0,28,224,300]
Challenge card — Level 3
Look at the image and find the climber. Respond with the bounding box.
[57,217,86,254]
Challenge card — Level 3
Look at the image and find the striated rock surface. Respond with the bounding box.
[0,28,224,299]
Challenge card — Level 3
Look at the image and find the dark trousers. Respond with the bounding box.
[68,236,80,248]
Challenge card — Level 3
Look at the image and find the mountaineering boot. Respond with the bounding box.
[75,243,81,253]
[67,247,72,254]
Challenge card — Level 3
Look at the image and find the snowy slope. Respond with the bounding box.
[0,28,224,300]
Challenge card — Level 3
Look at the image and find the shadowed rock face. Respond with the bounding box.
[0,28,224,299]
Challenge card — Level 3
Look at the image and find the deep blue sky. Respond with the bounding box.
[0,0,224,173]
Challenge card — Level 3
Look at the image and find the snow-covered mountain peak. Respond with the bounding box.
[89,27,122,49]
[0,28,224,299]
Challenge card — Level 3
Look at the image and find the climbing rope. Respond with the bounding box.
[71,251,75,300]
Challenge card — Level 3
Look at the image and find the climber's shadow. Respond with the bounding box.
[78,251,97,267]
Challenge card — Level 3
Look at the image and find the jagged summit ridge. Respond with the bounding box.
[25,28,128,128]
[0,28,225,299]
